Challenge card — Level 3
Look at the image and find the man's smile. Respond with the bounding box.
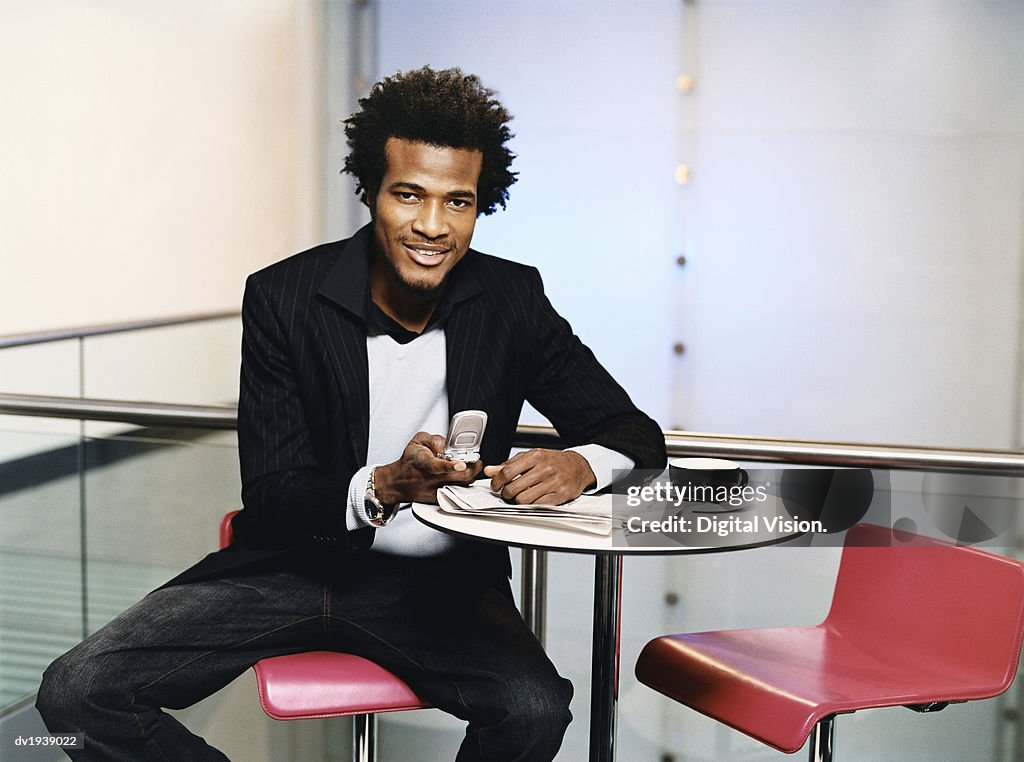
[403,240,453,266]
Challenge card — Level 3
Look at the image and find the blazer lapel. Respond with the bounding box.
[314,229,373,463]
[315,305,370,462]
[446,296,491,413]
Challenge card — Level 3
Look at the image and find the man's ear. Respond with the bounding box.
[363,190,376,218]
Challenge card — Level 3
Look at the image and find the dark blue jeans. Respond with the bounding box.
[37,551,572,761]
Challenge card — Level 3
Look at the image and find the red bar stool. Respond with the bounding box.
[219,512,430,762]
[635,523,1024,762]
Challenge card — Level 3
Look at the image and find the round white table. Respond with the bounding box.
[414,490,803,762]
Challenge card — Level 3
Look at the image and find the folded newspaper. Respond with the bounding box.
[437,482,612,536]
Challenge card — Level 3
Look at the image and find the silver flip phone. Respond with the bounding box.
[443,410,488,462]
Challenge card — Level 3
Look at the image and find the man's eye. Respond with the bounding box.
[397,192,419,202]
[448,199,471,209]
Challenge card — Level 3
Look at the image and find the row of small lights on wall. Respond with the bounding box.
[672,0,699,438]
[672,70,694,361]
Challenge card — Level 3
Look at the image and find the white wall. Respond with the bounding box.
[674,0,1024,449]
[0,0,328,336]
[0,0,338,460]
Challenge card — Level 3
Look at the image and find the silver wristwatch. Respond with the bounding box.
[363,467,399,527]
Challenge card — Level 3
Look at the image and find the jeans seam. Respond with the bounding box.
[67,646,178,762]
[323,582,331,635]
[131,614,325,697]
[81,649,175,762]
[328,615,473,714]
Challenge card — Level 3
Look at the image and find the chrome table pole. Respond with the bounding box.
[590,554,623,762]
[520,548,547,645]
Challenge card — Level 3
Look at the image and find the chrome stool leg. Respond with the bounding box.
[808,715,835,762]
[353,713,376,762]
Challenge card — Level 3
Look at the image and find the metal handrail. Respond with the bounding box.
[662,431,1024,472]
[3,393,1024,473]
[0,394,237,429]
[0,310,239,350]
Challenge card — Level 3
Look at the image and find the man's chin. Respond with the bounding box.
[396,276,443,300]
[383,255,447,300]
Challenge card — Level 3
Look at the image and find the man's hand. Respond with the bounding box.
[483,449,596,506]
[374,432,483,505]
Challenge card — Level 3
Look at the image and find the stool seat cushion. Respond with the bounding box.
[636,623,1006,753]
[254,651,430,720]
[635,524,1024,754]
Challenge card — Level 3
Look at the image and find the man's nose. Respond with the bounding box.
[412,201,448,239]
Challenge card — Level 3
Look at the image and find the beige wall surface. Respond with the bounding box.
[0,0,326,336]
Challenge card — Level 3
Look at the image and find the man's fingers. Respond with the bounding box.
[406,432,468,475]
[410,431,437,447]
[486,450,536,491]
[496,456,563,502]
[384,435,483,504]
[447,460,484,484]
[422,432,447,455]
[511,484,562,506]
[486,449,592,505]
[408,441,438,467]
[409,431,448,455]
[416,450,467,476]
[502,464,558,502]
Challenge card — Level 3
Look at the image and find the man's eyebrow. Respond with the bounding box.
[388,181,427,193]
[387,182,476,200]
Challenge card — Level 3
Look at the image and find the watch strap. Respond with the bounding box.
[364,466,399,527]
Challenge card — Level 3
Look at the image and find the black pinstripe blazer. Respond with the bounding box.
[168,225,666,586]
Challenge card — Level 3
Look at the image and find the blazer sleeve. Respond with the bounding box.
[523,268,667,471]
[235,275,374,552]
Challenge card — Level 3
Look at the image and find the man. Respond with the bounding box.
[38,66,666,761]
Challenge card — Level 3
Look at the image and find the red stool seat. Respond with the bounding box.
[636,523,1024,757]
[219,511,429,761]
[254,651,428,720]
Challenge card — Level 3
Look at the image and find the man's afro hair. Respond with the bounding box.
[343,66,517,216]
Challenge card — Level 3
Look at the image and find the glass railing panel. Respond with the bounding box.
[609,462,1024,761]
[80,428,240,635]
[0,428,84,713]
[0,340,82,397]
[81,316,241,407]
[0,340,83,455]
[0,423,240,714]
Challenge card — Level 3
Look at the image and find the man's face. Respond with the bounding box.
[369,137,483,302]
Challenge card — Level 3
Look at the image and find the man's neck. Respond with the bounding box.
[370,281,440,334]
